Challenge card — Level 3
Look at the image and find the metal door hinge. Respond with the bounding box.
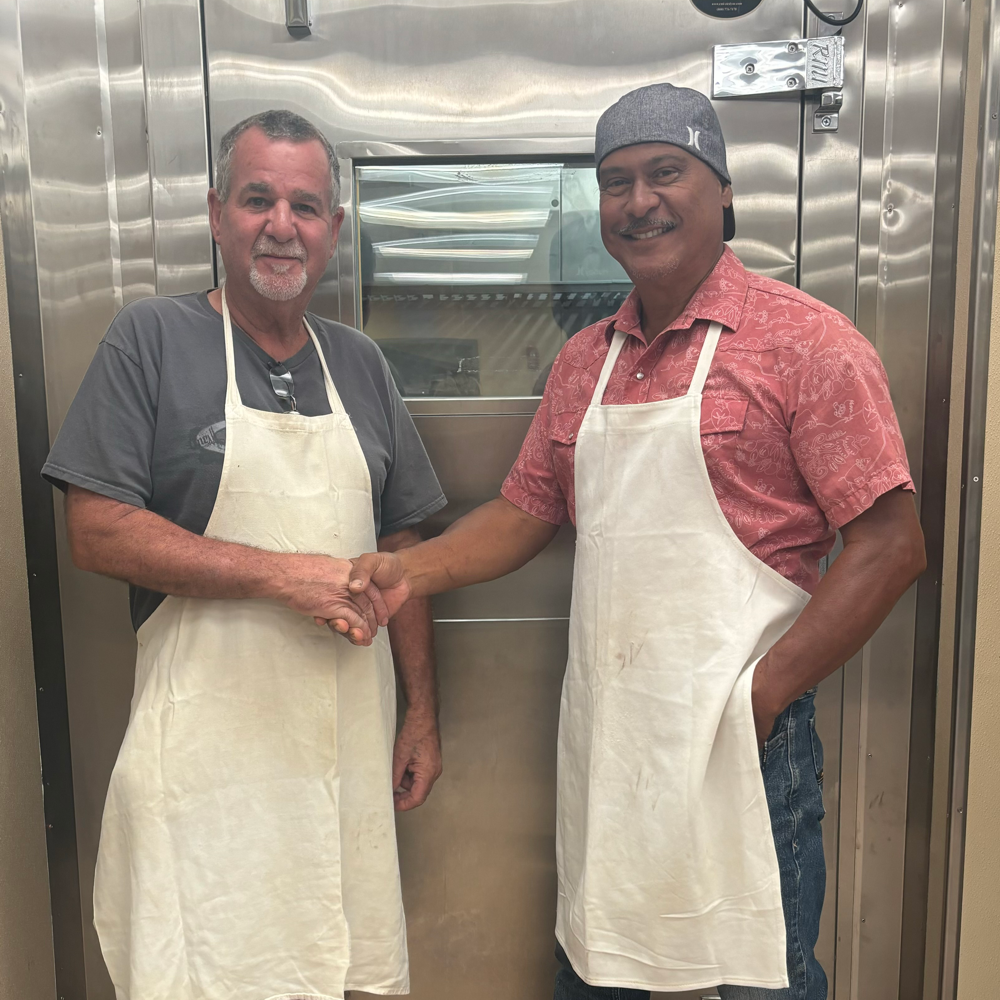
[285,0,311,37]
[713,36,845,97]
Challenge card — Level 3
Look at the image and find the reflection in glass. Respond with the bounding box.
[356,162,631,398]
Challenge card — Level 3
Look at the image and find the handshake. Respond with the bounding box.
[275,550,415,645]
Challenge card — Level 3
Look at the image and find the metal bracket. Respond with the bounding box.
[813,89,844,132]
[285,0,311,37]
[712,36,845,97]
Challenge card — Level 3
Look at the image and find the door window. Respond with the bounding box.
[356,162,630,398]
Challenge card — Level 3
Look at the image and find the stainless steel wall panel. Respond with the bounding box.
[16,0,141,991]
[139,0,214,295]
[900,0,972,992]
[942,0,1000,995]
[0,0,87,994]
[798,10,869,998]
[835,0,965,995]
[104,0,155,304]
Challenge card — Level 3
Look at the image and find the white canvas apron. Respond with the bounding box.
[556,321,811,993]
[93,288,408,1000]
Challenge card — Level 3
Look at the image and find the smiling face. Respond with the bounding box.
[208,127,344,305]
[598,142,731,286]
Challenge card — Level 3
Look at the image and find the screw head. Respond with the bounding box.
[786,77,797,88]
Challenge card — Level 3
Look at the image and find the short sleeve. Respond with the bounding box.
[378,360,447,536]
[500,375,571,525]
[788,314,915,529]
[42,312,158,508]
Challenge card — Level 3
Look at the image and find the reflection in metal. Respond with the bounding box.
[360,205,553,230]
[713,36,845,97]
[139,0,214,294]
[373,234,540,261]
[379,272,529,284]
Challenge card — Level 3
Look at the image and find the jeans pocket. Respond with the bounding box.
[809,714,824,787]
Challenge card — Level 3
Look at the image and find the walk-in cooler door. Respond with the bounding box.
[200,4,820,999]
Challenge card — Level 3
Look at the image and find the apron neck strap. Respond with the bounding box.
[220,283,243,407]
[687,321,723,397]
[303,317,347,414]
[221,285,345,415]
[589,329,629,407]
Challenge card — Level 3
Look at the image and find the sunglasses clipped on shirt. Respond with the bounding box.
[268,362,298,412]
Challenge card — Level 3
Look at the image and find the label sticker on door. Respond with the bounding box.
[692,0,763,16]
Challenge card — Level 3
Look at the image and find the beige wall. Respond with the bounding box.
[955,213,1000,994]
[0,227,57,996]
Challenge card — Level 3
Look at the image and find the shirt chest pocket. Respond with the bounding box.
[701,394,750,437]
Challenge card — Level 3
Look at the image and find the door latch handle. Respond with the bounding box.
[713,36,845,97]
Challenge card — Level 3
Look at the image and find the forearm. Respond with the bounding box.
[388,598,437,713]
[68,489,275,596]
[396,496,560,598]
[380,530,437,716]
[67,487,290,600]
[755,492,926,714]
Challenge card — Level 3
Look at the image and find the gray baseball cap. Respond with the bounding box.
[595,83,735,241]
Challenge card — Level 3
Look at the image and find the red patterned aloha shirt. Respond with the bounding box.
[501,246,915,593]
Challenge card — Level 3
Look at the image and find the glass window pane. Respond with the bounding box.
[356,161,630,398]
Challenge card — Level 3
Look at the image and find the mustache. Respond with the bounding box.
[251,236,307,262]
[617,217,677,237]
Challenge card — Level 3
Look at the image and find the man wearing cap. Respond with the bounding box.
[346,85,926,999]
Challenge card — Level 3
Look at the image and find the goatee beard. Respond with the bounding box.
[249,260,308,301]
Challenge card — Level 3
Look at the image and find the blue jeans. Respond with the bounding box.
[553,691,828,1000]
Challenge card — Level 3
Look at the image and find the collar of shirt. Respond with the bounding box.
[604,244,750,346]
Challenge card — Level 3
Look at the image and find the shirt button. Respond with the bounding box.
[568,431,574,440]
[636,372,645,380]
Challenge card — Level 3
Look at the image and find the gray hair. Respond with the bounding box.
[215,110,340,210]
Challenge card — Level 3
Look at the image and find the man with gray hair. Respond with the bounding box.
[42,109,446,998]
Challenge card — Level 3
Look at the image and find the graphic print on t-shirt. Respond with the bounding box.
[193,420,227,455]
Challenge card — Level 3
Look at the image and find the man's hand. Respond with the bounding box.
[392,708,443,811]
[751,656,782,750]
[349,551,413,620]
[275,552,389,645]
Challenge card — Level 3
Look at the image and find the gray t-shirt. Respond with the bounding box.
[43,291,446,631]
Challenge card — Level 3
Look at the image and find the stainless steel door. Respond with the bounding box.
[200,4,814,999]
